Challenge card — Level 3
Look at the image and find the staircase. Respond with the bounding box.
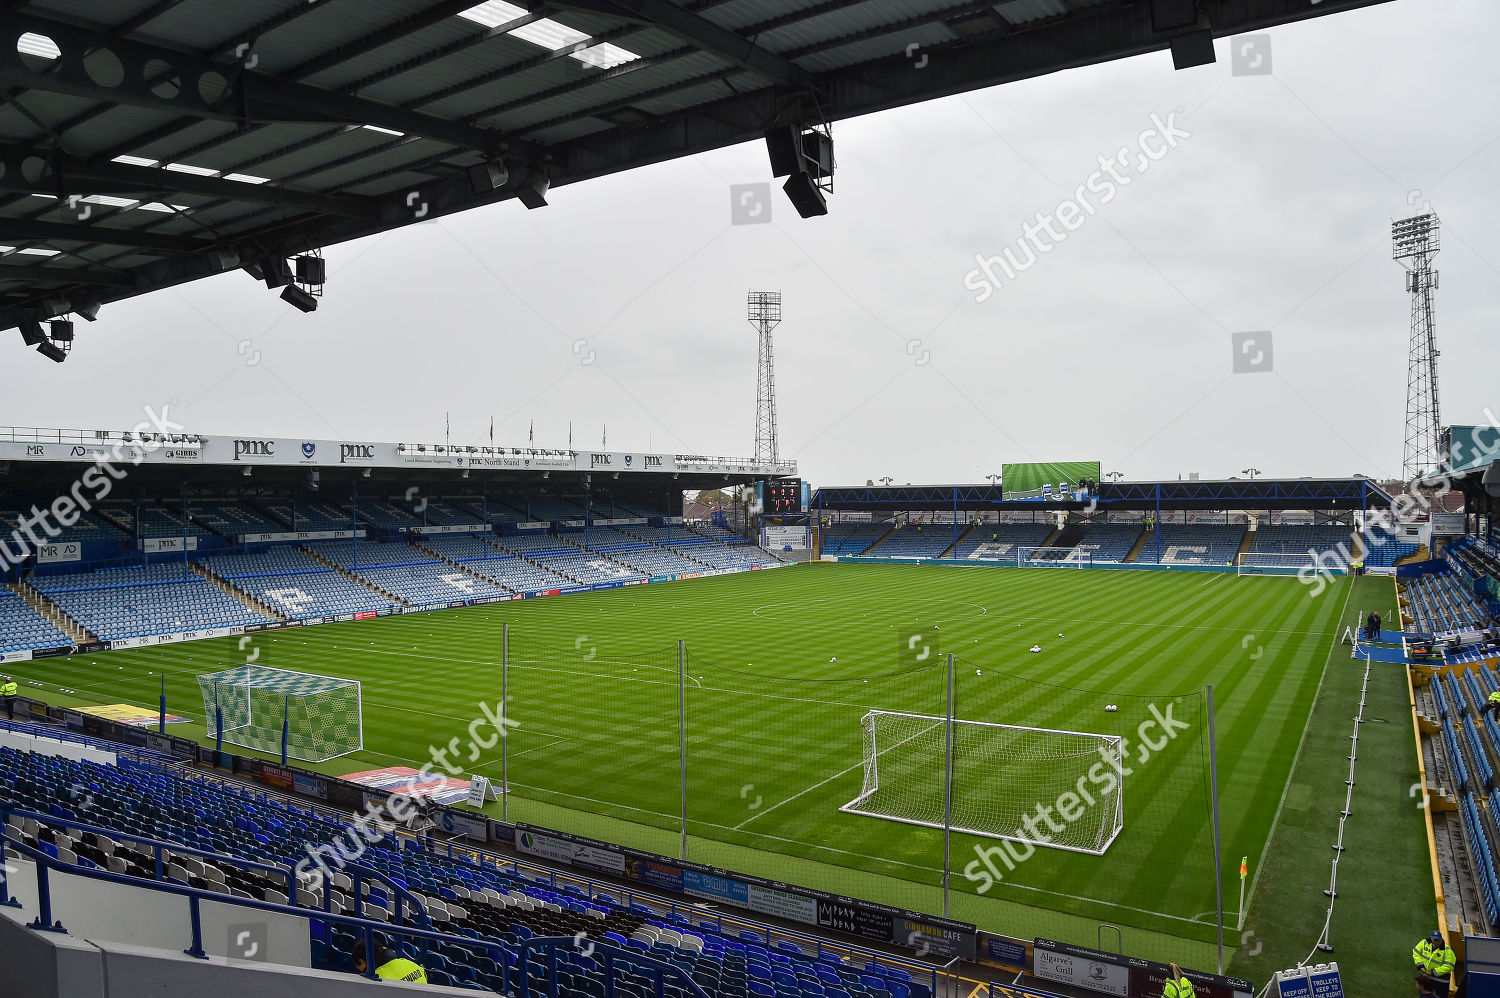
[1051,523,1089,549]
[12,582,95,644]
[939,525,976,559]
[860,526,898,553]
[191,563,285,623]
[300,546,410,606]
[1123,527,1152,563]
[1235,529,1256,564]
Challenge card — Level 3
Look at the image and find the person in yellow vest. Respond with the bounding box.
[1,675,17,720]
[1484,689,1500,719]
[1416,930,1456,996]
[353,940,427,984]
[1163,963,1195,998]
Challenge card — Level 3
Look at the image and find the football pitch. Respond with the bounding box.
[7,562,1353,966]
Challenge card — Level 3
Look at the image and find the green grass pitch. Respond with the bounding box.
[5,562,1353,967]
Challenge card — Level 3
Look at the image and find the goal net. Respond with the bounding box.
[198,665,363,763]
[840,710,1124,855]
[1018,546,1090,568]
[1237,551,1325,576]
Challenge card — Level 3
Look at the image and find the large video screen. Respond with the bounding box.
[1001,461,1101,498]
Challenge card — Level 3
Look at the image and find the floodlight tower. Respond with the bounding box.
[749,291,782,465]
[1393,213,1441,481]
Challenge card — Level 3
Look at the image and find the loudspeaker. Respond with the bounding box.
[801,131,833,180]
[280,284,319,313]
[467,161,509,194]
[49,319,73,342]
[263,256,294,289]
[516,170,550,209]
[295,255,326,285]
[19,320,44,346]
[765,126,801,178]
[782,171,828,219]
[36,340,67,363]
[1170,30,1215,70]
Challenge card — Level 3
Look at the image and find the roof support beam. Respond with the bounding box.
[0,13,533,159]
[0,263,134,287]
[552,0,812,87]
[0,145,380,219]
[0,218,209,253]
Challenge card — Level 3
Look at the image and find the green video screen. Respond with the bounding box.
[1001,461,1101,497]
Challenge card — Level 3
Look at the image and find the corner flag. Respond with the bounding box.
[1240,857,1247,879]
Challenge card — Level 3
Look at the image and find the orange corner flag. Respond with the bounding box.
[1239,857,1248,879]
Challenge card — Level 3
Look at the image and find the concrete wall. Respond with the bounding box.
[6,855,309,966]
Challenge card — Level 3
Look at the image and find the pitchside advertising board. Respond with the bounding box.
[0,435,793,478]
[1270,964,1342,998]
[1032,939,1253,998]
[514,823,976,958]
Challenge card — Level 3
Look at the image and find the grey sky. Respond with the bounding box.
[9,0,1495,489]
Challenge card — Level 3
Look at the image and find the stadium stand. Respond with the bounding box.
[1069,523,1144,563]
[354,565,510,607]
[0,737,937,996]
[205,548,389,619]
[1402,572,1491,634]
[188,501,287,537]
[462,555,577,594]
[28,567,269,641]
[0,503,128,544]
[0,587,72,651]
[256,499,358,532]
[864,527,956,559]
[532,550,646,586]
[1247,524,1352,556]
[352,499,424,530]
[951,524,1052,561]
[1364,523,1420,566]
[819,523,890,556]
[310,540,434,569]
[100,502,213,539]
[1133,525,1246,565]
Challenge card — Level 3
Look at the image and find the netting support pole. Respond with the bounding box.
[679,639,688,862]
[1208,683,1225,975]
[942,653,955,918]
[502,622,509,824]
[281,694,290,767]
[214,682,223,757]
[158,673,166,735]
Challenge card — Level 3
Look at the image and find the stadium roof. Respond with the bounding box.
[0,0,1391,334]
[813,477,1397,512]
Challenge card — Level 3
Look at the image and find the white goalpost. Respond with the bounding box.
[840,710,1124,855]
[198,664,363,763]
[1236,552,1328,577]
[1018,546,1090,568]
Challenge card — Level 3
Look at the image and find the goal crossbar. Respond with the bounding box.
[839,709,1124,855]
[1018,546,1090,567]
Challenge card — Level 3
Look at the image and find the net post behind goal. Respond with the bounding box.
[840,709,1124,855]
[1018,546,1090,568]
[1236,551,1329,577]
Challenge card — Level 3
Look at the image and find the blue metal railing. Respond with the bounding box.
[520,936,711,998]
[0,830,501,981]
[0,717,168,766]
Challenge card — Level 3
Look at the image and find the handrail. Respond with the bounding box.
[0,831,499,980]
[0,719,168,766]
[520,935,712,998]
[0,803,431,931]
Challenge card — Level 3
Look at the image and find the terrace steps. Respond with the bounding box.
[191,563,287,622]
[11,581,94,643]
[299,545,410,606]
[939,525,975,559]
[411,539,521,595]
[1123,527,1151,563]
[1236,530,1256,560]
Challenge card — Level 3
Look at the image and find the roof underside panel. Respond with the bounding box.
[0,0,1395,331]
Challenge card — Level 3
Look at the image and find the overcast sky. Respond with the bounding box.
[8,0,1497,489]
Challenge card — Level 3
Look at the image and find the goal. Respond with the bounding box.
[198,665,363,763]
[840,710,1124,855]
[1236,552,1327,577]
[1018,546,1090,568]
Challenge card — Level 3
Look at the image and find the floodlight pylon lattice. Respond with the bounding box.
[1393,212,1441,481]
[749,291,782,465]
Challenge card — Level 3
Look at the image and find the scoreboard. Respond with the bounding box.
[765,479,804,514]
